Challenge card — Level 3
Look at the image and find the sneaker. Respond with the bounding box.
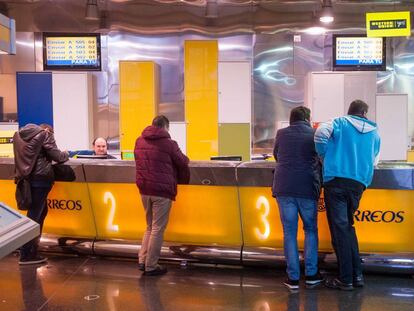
[19,256,48,265]
[138,263,145,271]
[143,265,167,276]
[353,275,364,288]
[325,278,353,291]
[305,272,325,287]
[283,278,299,290]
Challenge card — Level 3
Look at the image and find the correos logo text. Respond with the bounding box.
[47,199,82,211]
[354,210,404,223]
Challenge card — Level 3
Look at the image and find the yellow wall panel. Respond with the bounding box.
[0,180,96,238]
[239,187,414,253]
[1,175,413,254]
[184,41,218,160]
[87,183,241,245]
[0,25,10,42]
[238,187,333,251]
[119,61,159,152]
[408,150,414,162]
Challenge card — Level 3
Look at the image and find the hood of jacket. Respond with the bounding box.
[18,124,44,142]
[141,126,171,140]
[344,115,377,134]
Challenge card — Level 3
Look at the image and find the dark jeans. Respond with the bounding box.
[324,184,364,284]
[20,184,52,260]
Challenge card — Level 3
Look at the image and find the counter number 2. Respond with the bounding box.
[104,191,119,232]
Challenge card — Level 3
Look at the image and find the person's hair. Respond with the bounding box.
[289,106,311,124]
[92,137,107,146]
[39,123,53,133]
[348,100,368,117]
[152,115,169,129]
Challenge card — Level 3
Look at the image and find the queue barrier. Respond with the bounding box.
[0,158,413,272]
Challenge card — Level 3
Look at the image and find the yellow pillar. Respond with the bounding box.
[184,40,218,160]
[119,61,159,153]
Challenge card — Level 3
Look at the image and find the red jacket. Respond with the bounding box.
[134,126,190,200]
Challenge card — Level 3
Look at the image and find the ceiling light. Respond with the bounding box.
[305,26,326,35]
[319,0,334,24]
[205,0,218,19]
[85,0,99,21]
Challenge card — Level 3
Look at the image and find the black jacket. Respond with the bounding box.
[272,121,321,200]
[13,124,69,182]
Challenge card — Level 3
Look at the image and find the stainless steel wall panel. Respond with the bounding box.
[236,161,414,189]
[0,32,34,74]
[2,1,414,152]
[189,161,239,186]
[39,234,94,255]
[82,159,135,183]
[236,161,274,187]
[379,36,414,141]
[82,160,239,185]
[3,158,411,188]
[217,35,253,62]
[108,32,184,122]
[90,71,111,142]
[293,33,325,76]
[243,246,414,272]
[34,32,43,72]
[252,33,303,152]
[93,240,242,264]
[0,158,86,182]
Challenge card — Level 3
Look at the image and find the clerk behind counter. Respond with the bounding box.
[69,137,117,159]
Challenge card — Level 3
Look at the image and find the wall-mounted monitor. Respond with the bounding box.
[43,33,101,71]
[332,34,386,71]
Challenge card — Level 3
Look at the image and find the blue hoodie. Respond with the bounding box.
[314,115,381,188]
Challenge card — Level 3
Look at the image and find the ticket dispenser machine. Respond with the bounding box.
[0,202,39,259]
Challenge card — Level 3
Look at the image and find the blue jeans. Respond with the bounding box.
[276,196,319,281]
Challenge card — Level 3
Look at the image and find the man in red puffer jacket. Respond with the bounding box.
[134,115,190,276]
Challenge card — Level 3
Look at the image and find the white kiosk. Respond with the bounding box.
[0,203,39,260]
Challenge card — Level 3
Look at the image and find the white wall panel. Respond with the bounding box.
[376,94,408,161]
[306,72,344,123]
[306,72,377,123]
[344,72,377,121]
[218,62,251,123]
[169,122,187,155]
[52,73,93,151]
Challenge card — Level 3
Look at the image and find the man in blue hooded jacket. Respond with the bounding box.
[314,99,380,290]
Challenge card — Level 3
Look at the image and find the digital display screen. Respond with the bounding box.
[43,33,101,71]
[333,35,386,71]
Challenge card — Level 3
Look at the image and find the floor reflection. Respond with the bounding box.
[19,264,47,311]
[0,254,413,311]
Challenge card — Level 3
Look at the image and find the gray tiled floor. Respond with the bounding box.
[0,253,413,310]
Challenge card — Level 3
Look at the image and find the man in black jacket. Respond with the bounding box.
[272,106,323,290]
[14,123,68,265]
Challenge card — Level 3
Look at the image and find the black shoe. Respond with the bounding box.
[325,278,353,291]
[19,255,48,265]
[353,275,364,287]
[143,265,167,276]
[138,263,145,271]
[283,278,299,290]
[305,272,325,287]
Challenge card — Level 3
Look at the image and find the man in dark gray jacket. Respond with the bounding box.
[272,106,323,290]
[14,123,68,265]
